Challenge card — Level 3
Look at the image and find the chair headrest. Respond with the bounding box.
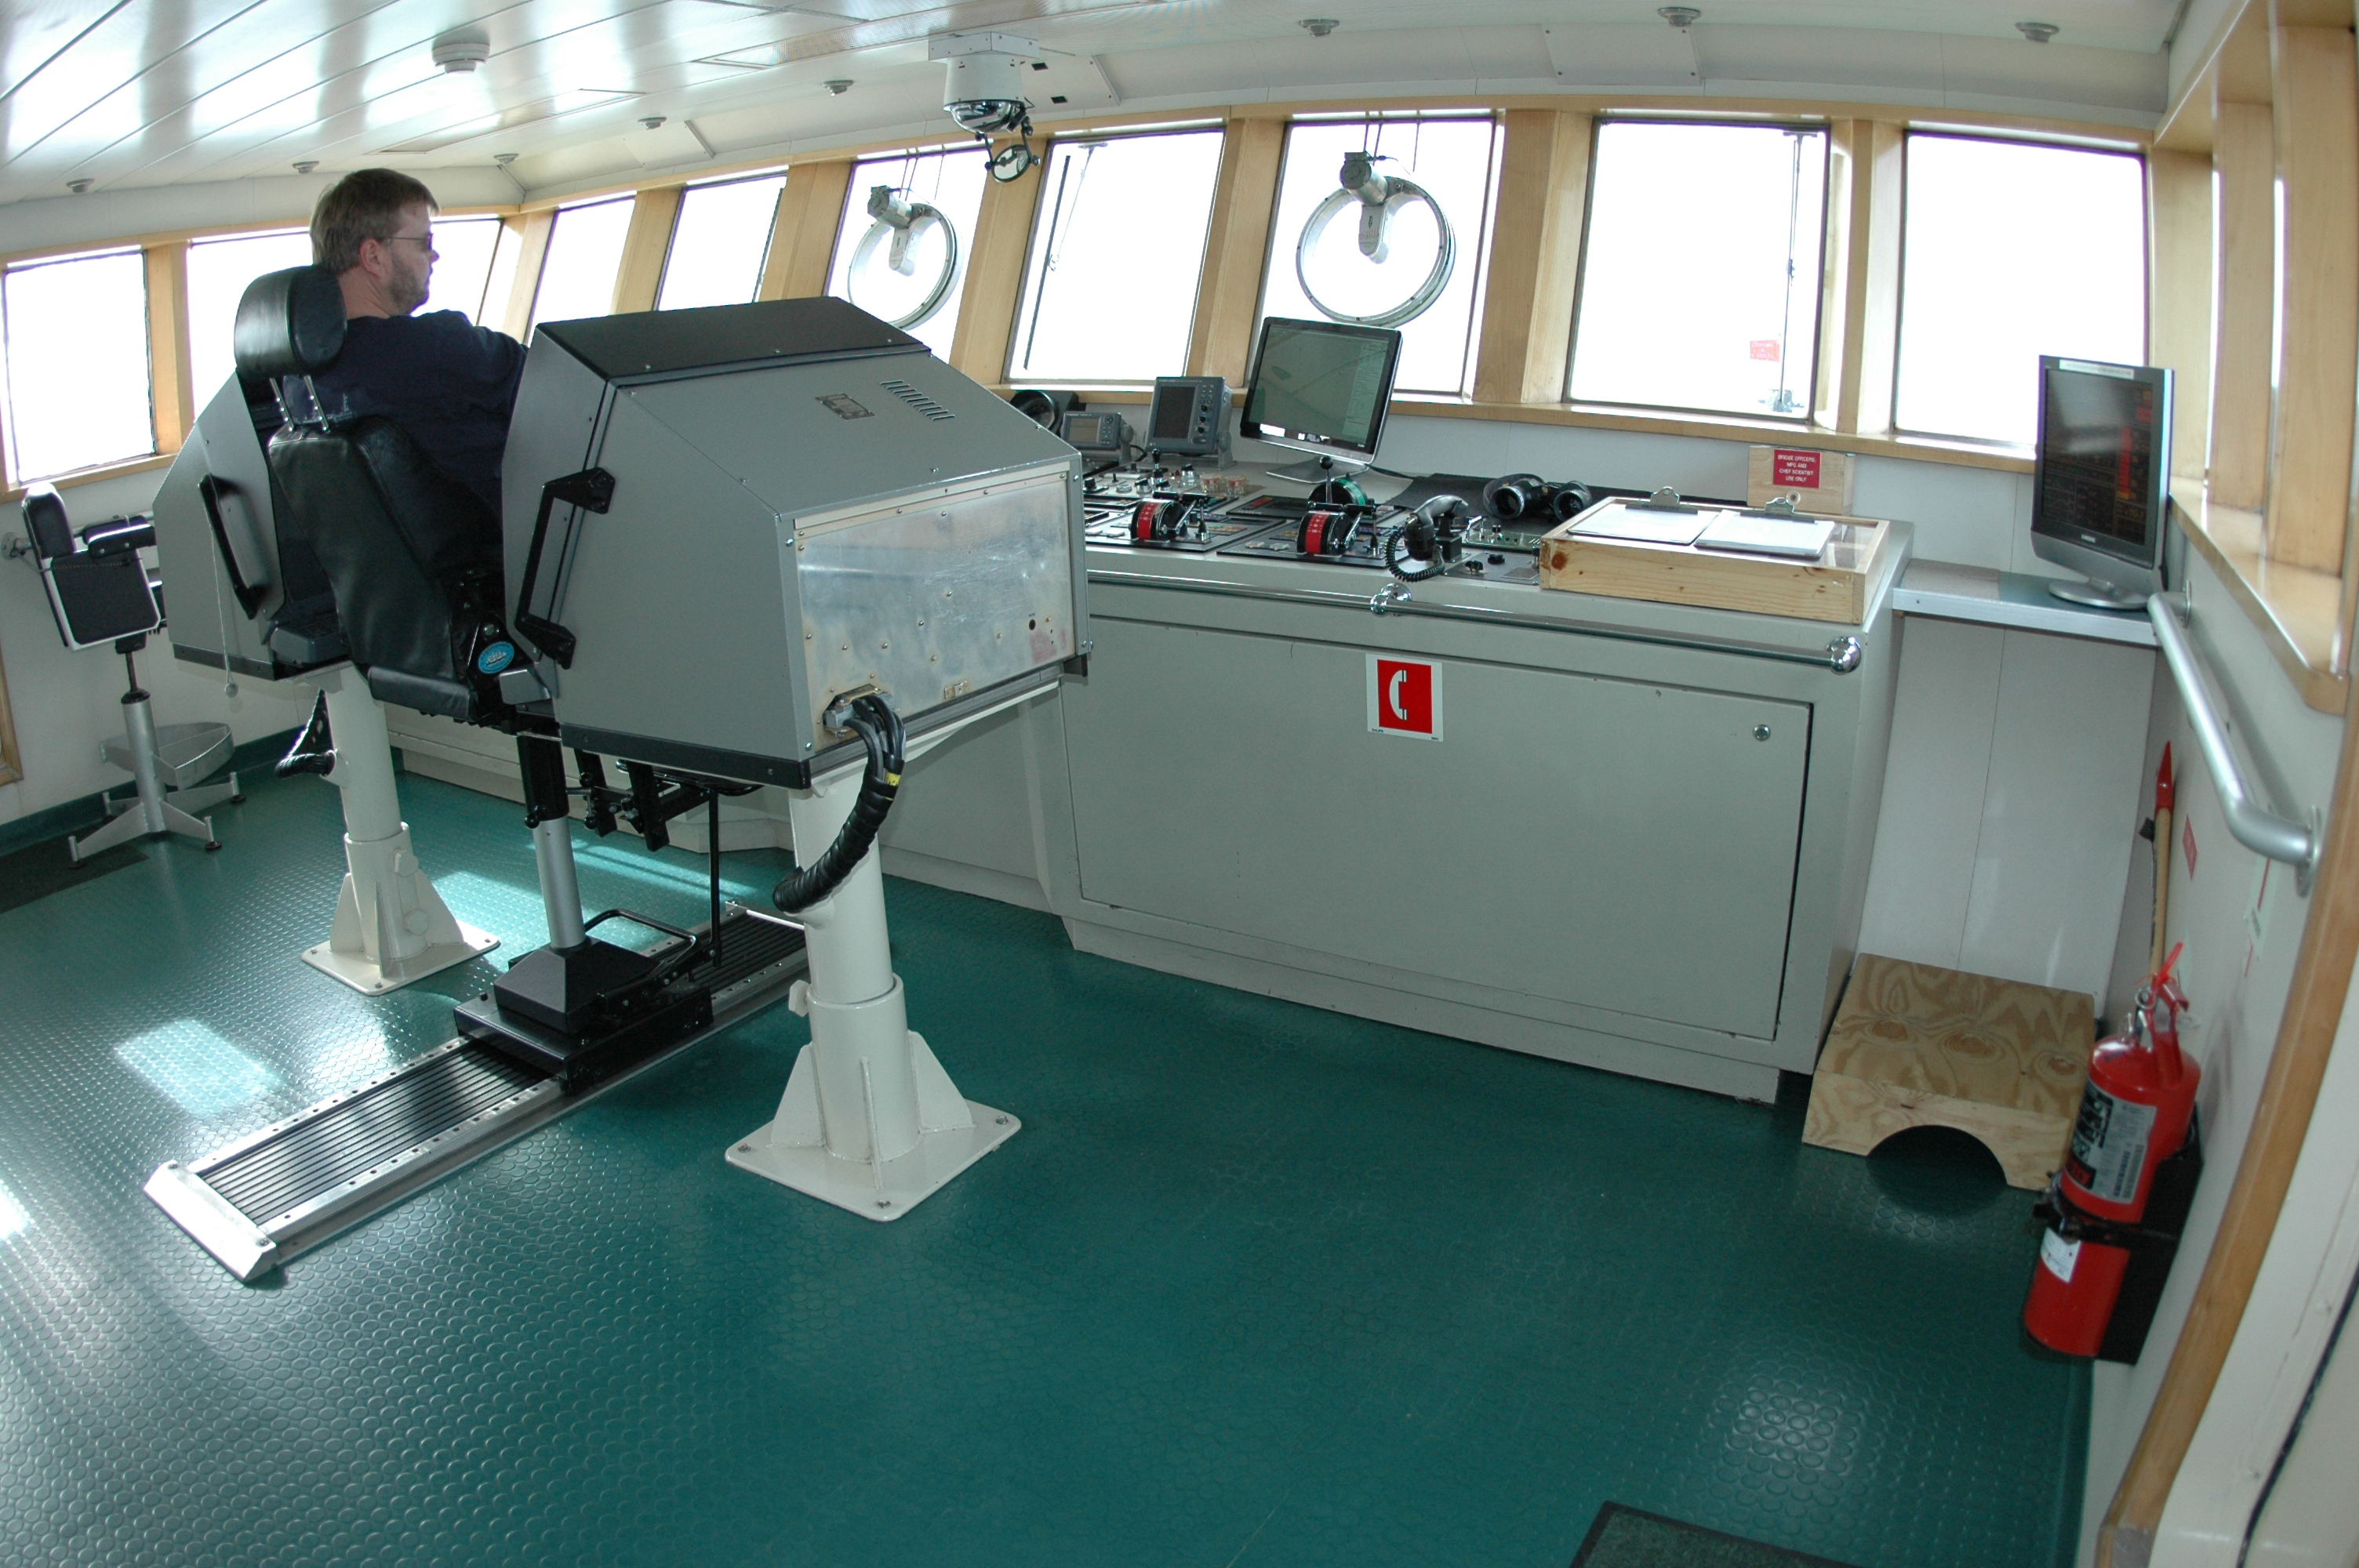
[234,267,345,380]
[20,484,72,563]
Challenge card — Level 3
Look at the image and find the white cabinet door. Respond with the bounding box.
[1063,619,1812,1040]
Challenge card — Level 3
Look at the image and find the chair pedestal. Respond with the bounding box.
[70,659,238,863]
[728,718,1019,1220]
[299,666,498,995]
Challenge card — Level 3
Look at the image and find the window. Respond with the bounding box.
[1,249,153,481]
[659,173,786,311]
[420,215,504,323]
[184,229,312,403]
[1009,128,1226,382]
[1569,121,1828,419]
[530,197,635,331]
[1257,116,1500,397]
[1894,135,2146,445]
[825,148,988,359]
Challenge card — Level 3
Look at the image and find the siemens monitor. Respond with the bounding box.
[2030,356,2173,610]
[1241,317,1401,483]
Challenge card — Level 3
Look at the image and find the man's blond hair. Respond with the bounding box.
[311,169,438,274]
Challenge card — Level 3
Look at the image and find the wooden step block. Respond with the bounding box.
[1804,954,2095,1190]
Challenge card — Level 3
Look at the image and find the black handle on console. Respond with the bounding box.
[198,474,270,618]
[514,466,615,670]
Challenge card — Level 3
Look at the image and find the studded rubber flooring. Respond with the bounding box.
[0,766,2087,1568]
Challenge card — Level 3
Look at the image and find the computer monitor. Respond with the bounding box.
[2030,355,2173,610]
[1240,317,1401,483]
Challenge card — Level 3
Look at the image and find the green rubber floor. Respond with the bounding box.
[0,767,2087,1567]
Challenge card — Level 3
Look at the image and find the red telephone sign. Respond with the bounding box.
[1367,655,1441,740]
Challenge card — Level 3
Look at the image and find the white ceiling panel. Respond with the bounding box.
[1,1,265,166]
[1938,33,2166,112]
[0,2,134,101]
[0,0,2188,214]
[1545,23,1702,89]
[1691,23,1945,91]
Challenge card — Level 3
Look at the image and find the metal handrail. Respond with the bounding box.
[2147,593,2321,894]
[1087,568,1864,673]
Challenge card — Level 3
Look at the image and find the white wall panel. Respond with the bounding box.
[1856,617,2004,972]
[1958,626,2154,1002]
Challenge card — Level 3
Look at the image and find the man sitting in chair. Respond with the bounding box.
[305,169,525,521]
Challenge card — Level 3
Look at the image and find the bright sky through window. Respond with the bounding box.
[184,229,312,403]
[827,148,987,359]
[1894,135,2146,445]
[420,215,503,323]
[532,198,635,331]
[659,176,786,311]
[1259,118,1499,397]
[1570,122,1827,419]
[2,250,154,481]
[1010,129,1225,382]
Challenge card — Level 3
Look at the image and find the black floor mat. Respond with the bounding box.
[0,833,144,916]
[1571,1504,1866,1568]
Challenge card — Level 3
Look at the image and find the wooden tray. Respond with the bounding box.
[1537,498,1895,623]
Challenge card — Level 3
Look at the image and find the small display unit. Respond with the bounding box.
[1145,376,1229,458]
[2030,356,2172,610]
[1241,317,1401,485]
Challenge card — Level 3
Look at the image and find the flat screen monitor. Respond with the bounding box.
[2030,355,2172,610]
[1240,317,1401,476]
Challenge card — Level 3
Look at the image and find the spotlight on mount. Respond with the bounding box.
[931,31,1040,181]
[2016,20,2059,42]
[1300,17,1339,36]
[432,27,491,72]
[1659,7,1701,28]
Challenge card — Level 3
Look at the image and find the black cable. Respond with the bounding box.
[772,694,904,913]
[708,792,723,973]
[1386,495,1467,583]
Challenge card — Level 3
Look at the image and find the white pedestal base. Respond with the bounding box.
[299,667,498,994]
[727,1039,1019,1221]
[301,910,499,995]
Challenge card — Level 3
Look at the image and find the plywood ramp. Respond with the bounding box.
[1804,954,2095,1190]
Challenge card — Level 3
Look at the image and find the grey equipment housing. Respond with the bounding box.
[500,297,1089,788]
[150,374,349,680]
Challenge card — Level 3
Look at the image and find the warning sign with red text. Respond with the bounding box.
[1772,448,1823,488]
[1367,655,1442,741]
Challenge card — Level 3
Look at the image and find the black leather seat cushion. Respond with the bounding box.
[268,414,502,694]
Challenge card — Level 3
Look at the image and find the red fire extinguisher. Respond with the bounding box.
[2023,945,2198,1356]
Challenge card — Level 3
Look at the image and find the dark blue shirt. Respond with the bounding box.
[306,311,526,517]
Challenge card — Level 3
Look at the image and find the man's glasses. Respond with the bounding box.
[381,232,436,251]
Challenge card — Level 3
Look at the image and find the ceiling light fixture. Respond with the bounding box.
[1659,7,1702,29]
[641,115,667,129]
[825,78,853,96]
[293,160,318,174]
[67,179,93,194]
[494,152,519,165]
[432,27,492,72]
[2016,20,2059,42]
[1300,18,1339,37]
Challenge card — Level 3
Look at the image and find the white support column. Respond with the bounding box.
[726,738,1019,1219]
[299,665,499,994]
